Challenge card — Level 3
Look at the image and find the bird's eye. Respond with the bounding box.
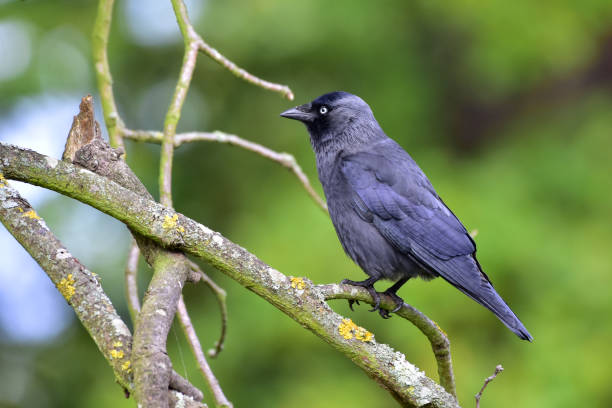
[319,106,328,115]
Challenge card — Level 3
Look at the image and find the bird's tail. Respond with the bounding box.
[456,257,533,341]
[463,279,533,341]
[422,252,533,341]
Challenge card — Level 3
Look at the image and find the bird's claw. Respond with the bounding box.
[382,290,405,316]
[341,277,404,318]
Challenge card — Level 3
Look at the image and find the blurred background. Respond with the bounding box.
[1,1,612,407]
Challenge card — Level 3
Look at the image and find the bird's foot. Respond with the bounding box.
[380,290,405,318]
[347,299,360,311]
[341,277,380,312]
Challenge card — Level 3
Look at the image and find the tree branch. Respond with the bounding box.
[122,128,328,213]
[1,143,460,408]
[318,283,456,398]
[61,96,207,407]
[0,179,204,406]
[124,240,215,408]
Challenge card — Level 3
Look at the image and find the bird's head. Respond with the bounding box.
[281,91,380,151]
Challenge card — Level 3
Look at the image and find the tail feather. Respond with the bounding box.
[456,275,533,341]
[413,247,533,341]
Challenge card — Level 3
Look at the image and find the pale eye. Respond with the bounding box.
[319,106,328,115]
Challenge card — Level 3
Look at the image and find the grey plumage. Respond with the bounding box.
[281,91,532,341]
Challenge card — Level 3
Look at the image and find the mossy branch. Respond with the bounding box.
[0,143,460,408]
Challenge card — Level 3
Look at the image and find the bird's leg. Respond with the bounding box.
[377,276,410,318]
[341,276,381,312]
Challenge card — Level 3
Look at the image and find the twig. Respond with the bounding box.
[1,143,460,408]
[170,0,293,101]
[125,240,141,323]
[475,365,503,408]
[318,283,456,398]
[160,0,201,207]
[92,0,124,149]
[122,128,328,213]
[196,38,293,100]
[188,261,228,358]
[177,297,233,408]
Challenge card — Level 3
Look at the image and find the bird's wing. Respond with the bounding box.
[339,148,476,265]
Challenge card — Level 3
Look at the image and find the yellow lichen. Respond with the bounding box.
[17,207,23,212]
[162,213,178,229]
[113,341,123,348]
[290,277,306,290]
[22,210,41,220]
[121,360,131,371]
[338,318,374,342]
[110,349,124,359]
[355,326,374,342]
[0,173,6,188]
[58,274,76,301]
[162,214,185,233]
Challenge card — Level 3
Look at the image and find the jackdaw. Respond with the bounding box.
[281,91,532,341]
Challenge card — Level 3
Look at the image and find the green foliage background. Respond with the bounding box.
[1,1,612,407]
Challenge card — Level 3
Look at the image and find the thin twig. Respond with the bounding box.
[177,297,233,408]
[122,128,328,213]
[160,0,201,207]
[125,239,141,323]
[318,283,457,398]
[173,0,293,100]
[475,364,504,408]
[188,261,228,357]
[92,0,124,149]
[196,38,293,100]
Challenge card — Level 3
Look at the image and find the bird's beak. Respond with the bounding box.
[280,104,314,122]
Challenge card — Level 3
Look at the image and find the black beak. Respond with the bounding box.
[280,104,314,122]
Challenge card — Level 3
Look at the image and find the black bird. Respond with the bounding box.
[281,91,532,341]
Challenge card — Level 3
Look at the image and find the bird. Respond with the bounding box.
[280,91,532,341]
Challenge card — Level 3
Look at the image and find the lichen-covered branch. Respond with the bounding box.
[0,179,204,406]
[61,96,206,407]
[122,128,328,213]
[124,241,207,407]
[0,143,460,408]
[318,283,456,398]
